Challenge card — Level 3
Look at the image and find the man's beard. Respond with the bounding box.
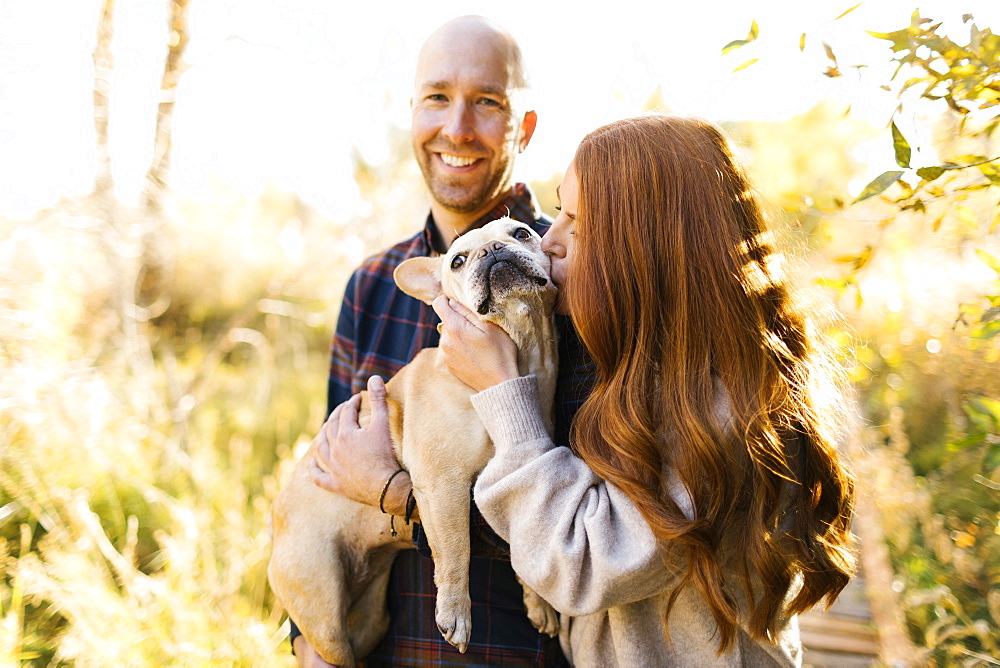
[417,143,513,214]
[426,169,507,213]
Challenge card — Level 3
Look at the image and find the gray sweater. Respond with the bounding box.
[471,375,802,667]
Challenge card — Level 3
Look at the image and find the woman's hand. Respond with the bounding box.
[310,375,411,515]
[293,635,336,668]
[432,295,520,392]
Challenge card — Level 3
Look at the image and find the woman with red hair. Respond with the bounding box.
[432,114,856,665]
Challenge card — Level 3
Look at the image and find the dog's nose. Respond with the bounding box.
[478,241,504,258]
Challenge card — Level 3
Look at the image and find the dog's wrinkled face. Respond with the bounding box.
[442,218,551,316]
[394,217,553,321]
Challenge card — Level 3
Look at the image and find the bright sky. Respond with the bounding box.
[1,0,997,220]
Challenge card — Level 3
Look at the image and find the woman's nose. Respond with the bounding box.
[541,230,564,257]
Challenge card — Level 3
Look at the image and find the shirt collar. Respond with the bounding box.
[420,183,539,256]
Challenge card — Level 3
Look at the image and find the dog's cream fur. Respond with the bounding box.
[268,218,560,665]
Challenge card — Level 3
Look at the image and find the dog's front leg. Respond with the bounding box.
[410,477,476,653]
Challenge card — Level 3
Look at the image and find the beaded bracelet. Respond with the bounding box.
[404,487,417,525]
[379,467,407,537]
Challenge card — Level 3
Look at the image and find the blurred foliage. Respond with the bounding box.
[734,9,1000,664]
[0,164,423,663]
[846,14,1000,662]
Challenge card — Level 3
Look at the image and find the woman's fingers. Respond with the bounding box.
[433,294,486,333]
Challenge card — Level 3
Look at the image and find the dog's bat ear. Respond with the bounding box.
[394,257,443,304]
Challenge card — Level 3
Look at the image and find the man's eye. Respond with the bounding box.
[427,94,447,102]
[513,227,532,242]
[450,255,466,270]
[479,98,502,107]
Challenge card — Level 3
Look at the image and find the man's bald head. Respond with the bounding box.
[415,16,528,95]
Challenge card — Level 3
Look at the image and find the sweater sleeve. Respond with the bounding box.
[472,375,683,616]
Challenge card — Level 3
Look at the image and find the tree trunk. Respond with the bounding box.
[92,0,116,198]
[847,408,921,666]
[143,0,192,211]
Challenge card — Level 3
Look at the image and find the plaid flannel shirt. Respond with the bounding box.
[291,184,596,666]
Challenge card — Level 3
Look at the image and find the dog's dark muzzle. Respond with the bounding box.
[475,246,548,315]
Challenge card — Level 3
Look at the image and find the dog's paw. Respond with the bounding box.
[526,599,560,637]
[521,583,560,637]
[435,593,472,653]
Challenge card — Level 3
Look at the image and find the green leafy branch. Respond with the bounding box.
[869,11,1000,120]
[854,12,1000,210]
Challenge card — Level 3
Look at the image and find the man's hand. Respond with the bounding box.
[432,295,520,392]
[310,375,410,514]
[293,635,336,668]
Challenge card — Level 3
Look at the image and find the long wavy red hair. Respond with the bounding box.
[567,114,855,651]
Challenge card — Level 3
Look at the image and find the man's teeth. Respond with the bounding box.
[439,154,477,167]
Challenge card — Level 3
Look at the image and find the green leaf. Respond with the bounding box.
[823,42,838,64]
[723,20,760,54]
[835,3,863,20]
[949,63,978,78]
[891,122,911,168]
[976,249,1000,276]
[722,39,749,55]
[978,320,1000,340]
[815,277,851,292]
[866,28,913,53]
[854,170,905,202]
[963,395,1000,432]
[979,162,1000,183]
[917,166,945,181]
[949,433,983,451]
[732,58,759,73]
[834,246,872,270]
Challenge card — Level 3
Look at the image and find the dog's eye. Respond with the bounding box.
[512,227,532,242]
[450,255,466,271]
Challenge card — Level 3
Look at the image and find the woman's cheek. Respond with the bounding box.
[551,266,571,315]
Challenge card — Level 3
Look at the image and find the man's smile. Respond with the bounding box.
[437,153,481,168]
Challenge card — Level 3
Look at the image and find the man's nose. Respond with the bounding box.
[442,103,475,143]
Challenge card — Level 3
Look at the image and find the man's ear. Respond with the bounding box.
[518,110,537,152]
[394,257,442,304]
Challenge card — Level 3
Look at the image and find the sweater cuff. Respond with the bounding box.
[471,375,550,450]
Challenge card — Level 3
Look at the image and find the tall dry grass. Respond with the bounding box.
[0,150,425,665]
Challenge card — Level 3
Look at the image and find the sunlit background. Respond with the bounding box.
[2,0,1000,665]
[3,0,998,219]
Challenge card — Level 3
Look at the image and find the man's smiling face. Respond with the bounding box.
[410,24,529,216]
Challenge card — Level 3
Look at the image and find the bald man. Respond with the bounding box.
[293,16,591,666]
